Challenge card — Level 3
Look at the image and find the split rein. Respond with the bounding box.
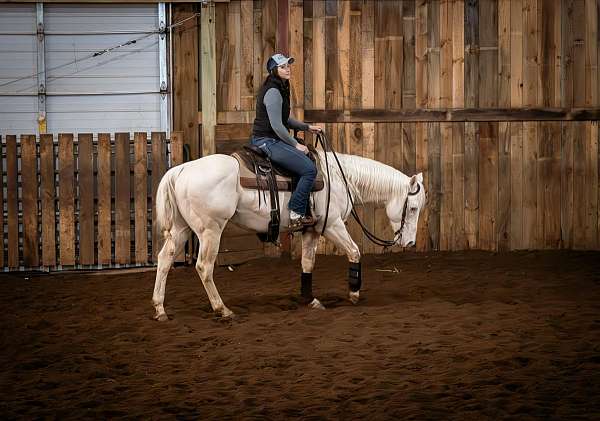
[314,132,419,248]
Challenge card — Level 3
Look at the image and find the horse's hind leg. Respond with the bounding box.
[152,227,189,321]
[194,222,233,318]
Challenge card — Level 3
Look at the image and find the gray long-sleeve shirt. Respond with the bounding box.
[264,88,309,147]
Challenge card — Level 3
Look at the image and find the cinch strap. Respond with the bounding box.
[348,262,361,292]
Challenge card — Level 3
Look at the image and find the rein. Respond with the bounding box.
[314,132,419,247]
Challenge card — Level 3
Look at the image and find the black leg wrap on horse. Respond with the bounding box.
[301,272,313,300]
[348,262,362,292]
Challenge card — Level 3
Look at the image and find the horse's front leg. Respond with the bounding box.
[301,230,325,310]
[323,219,362,304]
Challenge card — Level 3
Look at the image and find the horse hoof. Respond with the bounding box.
[309,298,326,310]
[154,313,169,322]
[220,307,235,319]
[349,291,360,305]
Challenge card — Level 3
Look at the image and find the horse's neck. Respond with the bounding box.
[324,153,408,205]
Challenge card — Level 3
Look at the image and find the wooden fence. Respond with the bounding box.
[0,132,187,271]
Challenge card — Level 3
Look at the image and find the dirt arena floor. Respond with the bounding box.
[1,250,599,420]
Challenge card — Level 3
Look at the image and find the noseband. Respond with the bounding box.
[394,183,421,238]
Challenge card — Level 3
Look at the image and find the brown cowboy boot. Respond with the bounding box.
[289,214,317,231]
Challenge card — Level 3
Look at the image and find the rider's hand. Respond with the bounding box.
[308,125,323,134]
[295,143,309,154]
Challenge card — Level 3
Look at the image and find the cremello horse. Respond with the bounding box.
[152,150,426,320]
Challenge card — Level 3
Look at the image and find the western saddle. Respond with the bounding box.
[232,143,324,244]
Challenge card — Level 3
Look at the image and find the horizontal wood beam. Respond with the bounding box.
[198,110,255,125]
[305,108,600,122]
[200,108,600,125]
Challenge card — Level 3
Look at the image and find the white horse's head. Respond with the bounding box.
[385,172,426,248]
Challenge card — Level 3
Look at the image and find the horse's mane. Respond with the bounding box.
[317,152,410,204]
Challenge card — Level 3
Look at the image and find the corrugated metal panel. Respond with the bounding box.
[0,3,163,135]
[0,97,37,133]
[44,4,158,34]
[0,4,36,34]
[47,94,160,134]
[0,5,37,133]
[45,34,159,94]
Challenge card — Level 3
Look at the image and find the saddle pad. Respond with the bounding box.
[232,152,324,192]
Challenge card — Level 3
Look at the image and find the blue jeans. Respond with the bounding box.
[251,136,317,215]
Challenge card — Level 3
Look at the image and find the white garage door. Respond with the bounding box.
[0,3,168,135]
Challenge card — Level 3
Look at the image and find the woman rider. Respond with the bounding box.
[251,53,323,231]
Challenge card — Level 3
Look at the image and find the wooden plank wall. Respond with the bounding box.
[304,0,600,252]
[1,132,183,270]
[185,0,600,256]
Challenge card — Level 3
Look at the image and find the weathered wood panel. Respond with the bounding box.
[452,123,466,250]
[97,133,112,265]
[440,0,452,109]
[39,134,56,267]
[478,122,498,251]
[403,1,416,109]
[561,122,574,249]
[478,0,498,108]
[510,122,524,249]
[290,0,304,119]
[325,0,339,110]
[572,0,586,107]
[465,0,479,108]
[464,122,479,249]
[348,0,361,110]
[584,121,598,248]
[585,0,598,107]
[241,0,254,110]
[6,135,18,268]
[416,0,428,108]
[572,121,587,248]
[58,133,75,266]
[523,0,539,107]
[312,0,326,109]
[539,122,562,248]
[21,135,38,267]
[427,0,440,109]
[173,4,200,159]
[522,121,538,248]
[497,121,511,251]
[114,133,131,264]
[498,0,510,108]
[439,122,453,250]
[78,133,94,265]
[511,0,524,108]
[134,132,148,265]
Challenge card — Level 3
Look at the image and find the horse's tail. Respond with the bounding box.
[155,168,179,241]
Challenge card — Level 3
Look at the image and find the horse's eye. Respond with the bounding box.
[410,207,417,212]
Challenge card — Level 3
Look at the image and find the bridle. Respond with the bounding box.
[315,132,420,248]
[398,182,421,235]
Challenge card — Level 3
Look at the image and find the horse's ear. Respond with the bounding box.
[416,172,423,183]
[409,175,417,188]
